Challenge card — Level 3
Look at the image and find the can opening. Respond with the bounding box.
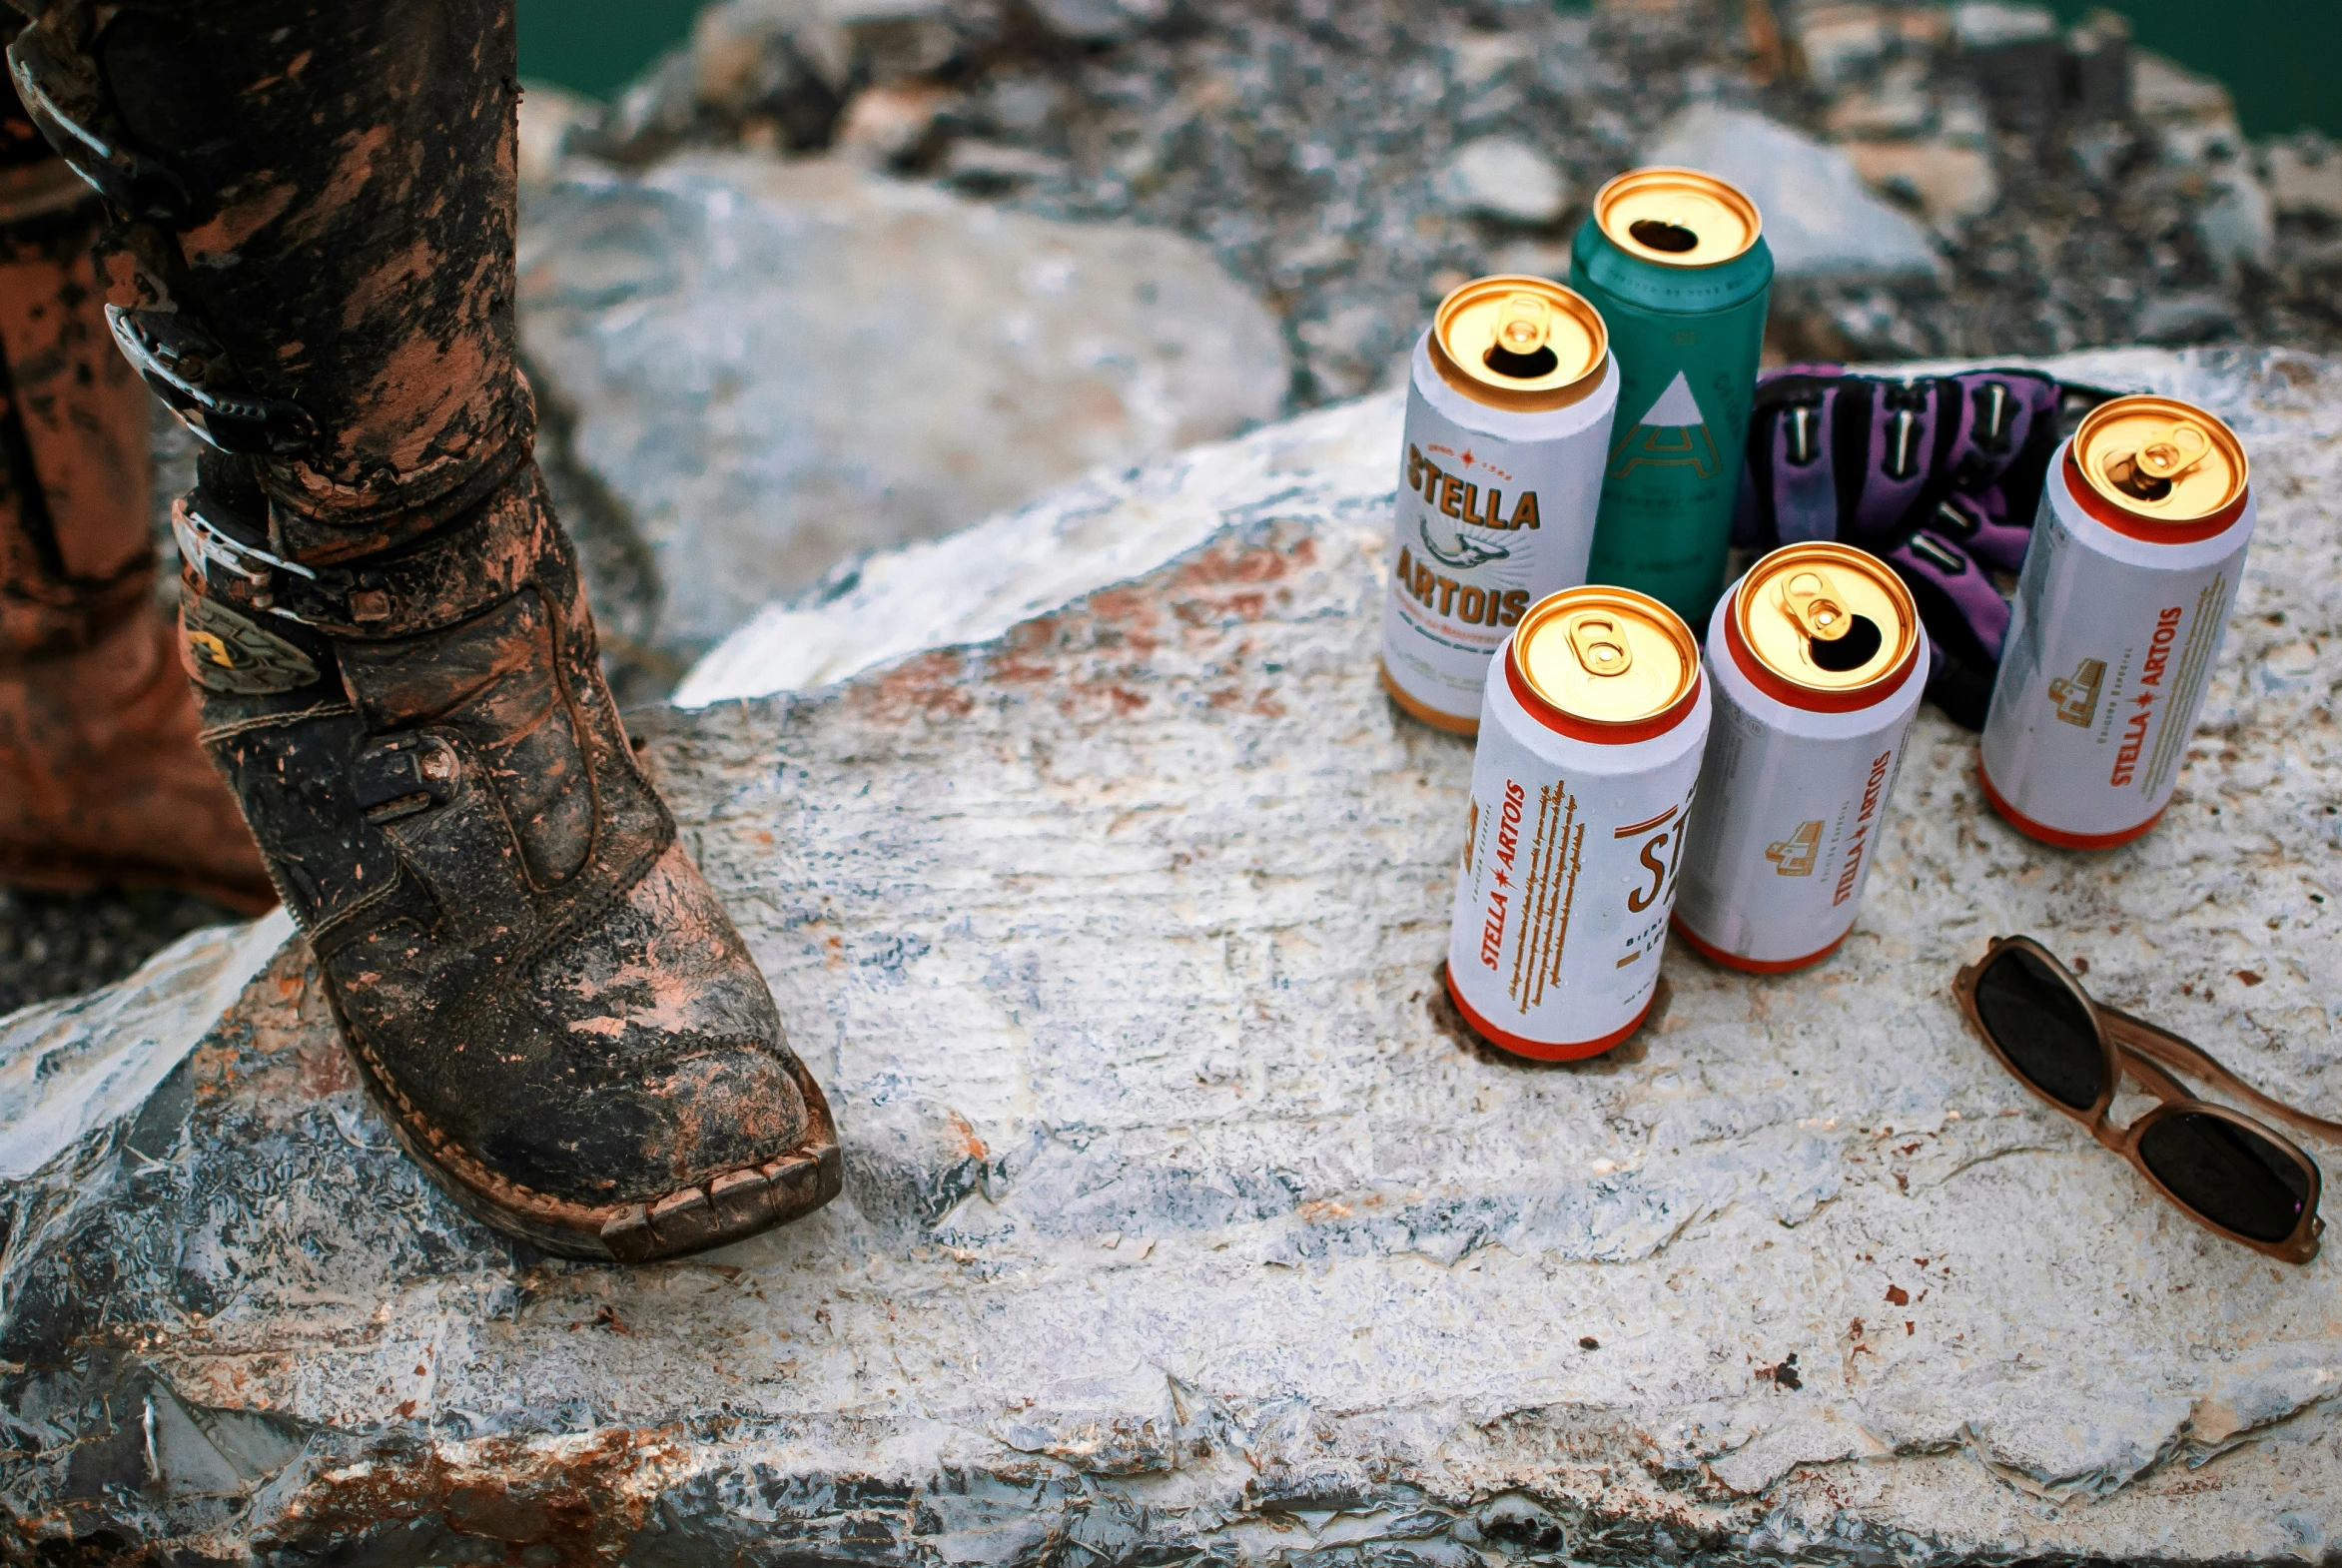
[1484,343,1560,380]
[1808,614,1883,672]
[1627,217,1699,254]
[2102,452,2174,503]
[1592,169,1763,268]
[1568,612,1635,676]
[1482,291,1561,380]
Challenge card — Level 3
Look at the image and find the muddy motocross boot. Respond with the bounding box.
[0,86,270,908]
[6,0,840,1258]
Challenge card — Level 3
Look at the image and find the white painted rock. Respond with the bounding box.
[6,349,2342,1564]
[1643,105,1944,280]
[517,153,1289,662]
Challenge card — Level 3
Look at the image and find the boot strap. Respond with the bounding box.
[311,724,673,967]
[176,460,551,641]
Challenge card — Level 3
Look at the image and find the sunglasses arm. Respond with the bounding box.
[2099,1006,2342,1146]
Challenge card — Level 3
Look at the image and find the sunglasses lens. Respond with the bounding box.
[1973,947,2106,1110]
[2138,1112,2312,1243]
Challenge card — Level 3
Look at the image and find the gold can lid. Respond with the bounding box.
[1734,542,1920,700]
[1428,275,1610,412]
[1515,586,1699,728]
[2071,394,2249,525]
[1593,167,1764,268]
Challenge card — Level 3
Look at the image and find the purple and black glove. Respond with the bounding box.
[1733,365,2105,728]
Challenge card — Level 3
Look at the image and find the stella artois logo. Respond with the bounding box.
[2049,657,2106,728]
[1766,820,1824,877]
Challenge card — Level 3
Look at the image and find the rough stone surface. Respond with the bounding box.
[1946,2,2055,50]
[517,152,1289,668]
[5,348,2342,1564]
[673,397,1377,703]
[1642,105,1944,280]
[0,887,252,1022]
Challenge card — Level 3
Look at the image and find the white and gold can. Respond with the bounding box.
[1382,275,1620,732]
[1445,586,1710,1060]
[1671,543,1929,973]
[1979,395,2254,848]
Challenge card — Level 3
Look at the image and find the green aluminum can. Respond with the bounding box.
[1569,168,1774,627]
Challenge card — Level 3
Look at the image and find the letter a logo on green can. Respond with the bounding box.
[1605,371,1721,480]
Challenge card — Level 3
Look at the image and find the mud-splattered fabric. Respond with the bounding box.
[0,19,271,907]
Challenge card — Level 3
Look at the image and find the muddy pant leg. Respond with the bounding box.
[0,40,268,903]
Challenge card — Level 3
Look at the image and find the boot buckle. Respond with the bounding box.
[173,496,318,601]
[349,730,542,947]
[5,45,194,225]
[352,734,462,822]
[108,307,318,456]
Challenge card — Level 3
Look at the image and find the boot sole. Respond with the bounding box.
[336,1002,844,1262]
[0,847,280,916]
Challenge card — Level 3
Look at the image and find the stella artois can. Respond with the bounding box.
[1446,586,1711,1060]
[1569,168,1773,630]
[1381,275,1620,733]
[1979,395,2254,849]
[1671,543,1929,973]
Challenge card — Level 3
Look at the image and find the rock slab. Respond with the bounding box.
[518,153,1289,666]
[6,350,2342,1563]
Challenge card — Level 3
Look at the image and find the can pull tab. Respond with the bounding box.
[2131,419,2211,483]
[1778,569,1851,642]
[1494,293,1551,358]
[1568,613,1634,677]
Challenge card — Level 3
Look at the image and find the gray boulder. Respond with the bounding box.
[9,348,2342,1563]
[1025,0,1171,43]
[517,153,1288,667]
[1435,137,1571,227]
[1643,104,1944,279]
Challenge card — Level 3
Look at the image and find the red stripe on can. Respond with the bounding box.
[2062,447,2247,543]
[1669,914,1848,975]
[1504,639,1702,745]
[1445,963,1656,1060]
[1723,587,1920,714]
[1977,757,2165,850]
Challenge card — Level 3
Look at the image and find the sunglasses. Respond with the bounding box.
[1953,936,2338,1263]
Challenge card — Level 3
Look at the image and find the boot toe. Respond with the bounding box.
[470,1033,814,1210]
[337,843,839,1261]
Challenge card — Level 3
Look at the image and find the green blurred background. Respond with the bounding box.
[515,0,2339,140]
